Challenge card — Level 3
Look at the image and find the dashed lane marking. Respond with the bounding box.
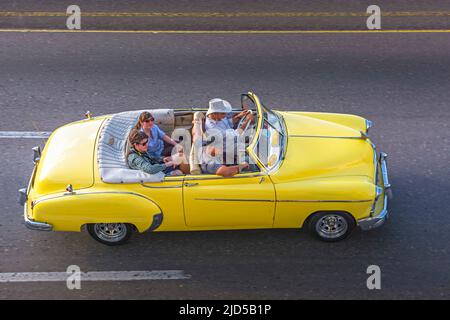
[0,131,52,139]
[0,270,191,282]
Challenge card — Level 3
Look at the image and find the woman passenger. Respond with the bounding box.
[127,129,183,176]
[134,111,183,158]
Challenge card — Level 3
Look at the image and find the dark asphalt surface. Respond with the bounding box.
[0,0,450,30]
[1,1,450,300]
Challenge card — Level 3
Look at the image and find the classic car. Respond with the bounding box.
[19,92,391,245]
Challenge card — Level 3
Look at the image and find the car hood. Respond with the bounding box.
[279,111,363,138]
[269,112,375,184]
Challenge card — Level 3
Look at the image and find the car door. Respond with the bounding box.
[183,172,275,228]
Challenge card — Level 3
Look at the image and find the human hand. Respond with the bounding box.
[174,143,184,153]
[171,153,186,165]
[238,162,249,172]
[165,161,176,168]
[236,110,248,118]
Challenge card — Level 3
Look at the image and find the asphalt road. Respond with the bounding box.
[0,1,450,300]
[0,0,450,30]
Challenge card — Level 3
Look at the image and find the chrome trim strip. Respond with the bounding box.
[184,173,264,181]
[195,198,372,203]
[140,183,183,189]
[277,199,373,203]
[380,152,391,189]
[288,134,364,140]
[370,186,383,216]
[369,144,379,216]
[360,151,391,230]
[173,107,208,111]
[373,144,378,185]
[267,110,287,174]
[195,198,275,202]
[358,195,388,231]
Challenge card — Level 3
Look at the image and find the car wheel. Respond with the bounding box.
[87,223,133,246]
[308,212,355,242]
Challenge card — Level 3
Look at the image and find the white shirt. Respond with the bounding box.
[205,117,233,133]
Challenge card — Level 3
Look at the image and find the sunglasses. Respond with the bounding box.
[144,117,155,123]
[137,140,148,146]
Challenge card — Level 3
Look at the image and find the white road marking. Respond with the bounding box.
[0,270,191,282]
[0,131,52,139]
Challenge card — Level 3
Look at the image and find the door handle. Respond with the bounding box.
[184,182,199,187]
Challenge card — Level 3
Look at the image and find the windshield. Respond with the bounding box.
[253,104,285,171]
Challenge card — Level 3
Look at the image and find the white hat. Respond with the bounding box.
[207,98,232,116]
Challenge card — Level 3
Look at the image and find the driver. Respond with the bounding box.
[205,98,253,135]
[202,98,254,175]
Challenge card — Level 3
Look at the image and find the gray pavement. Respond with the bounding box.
[0,0,449,30]
[0,1,450,300]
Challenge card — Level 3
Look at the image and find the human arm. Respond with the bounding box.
[162,134,178,146]
[235,112,254,134]
[215,162,249,178]
[128,152,168,175]
[231,110,250,126]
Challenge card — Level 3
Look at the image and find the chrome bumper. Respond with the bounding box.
[24,213,53,231]
[359,195,389,231]
[358,152,392,231]
[19,188,53,232]
[19,147,52,232]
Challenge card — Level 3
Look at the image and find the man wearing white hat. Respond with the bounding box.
[200,98,253,177]
[205,98,253,134]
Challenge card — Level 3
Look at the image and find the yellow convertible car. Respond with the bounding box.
[19,92,391,245]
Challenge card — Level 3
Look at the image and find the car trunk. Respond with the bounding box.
[32,118,105,197]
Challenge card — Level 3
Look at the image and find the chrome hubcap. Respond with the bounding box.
[316,215,348,239]
[94,223,127,242]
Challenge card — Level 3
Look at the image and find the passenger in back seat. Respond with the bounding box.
[135,111,184,158]
[127,129,183,176]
